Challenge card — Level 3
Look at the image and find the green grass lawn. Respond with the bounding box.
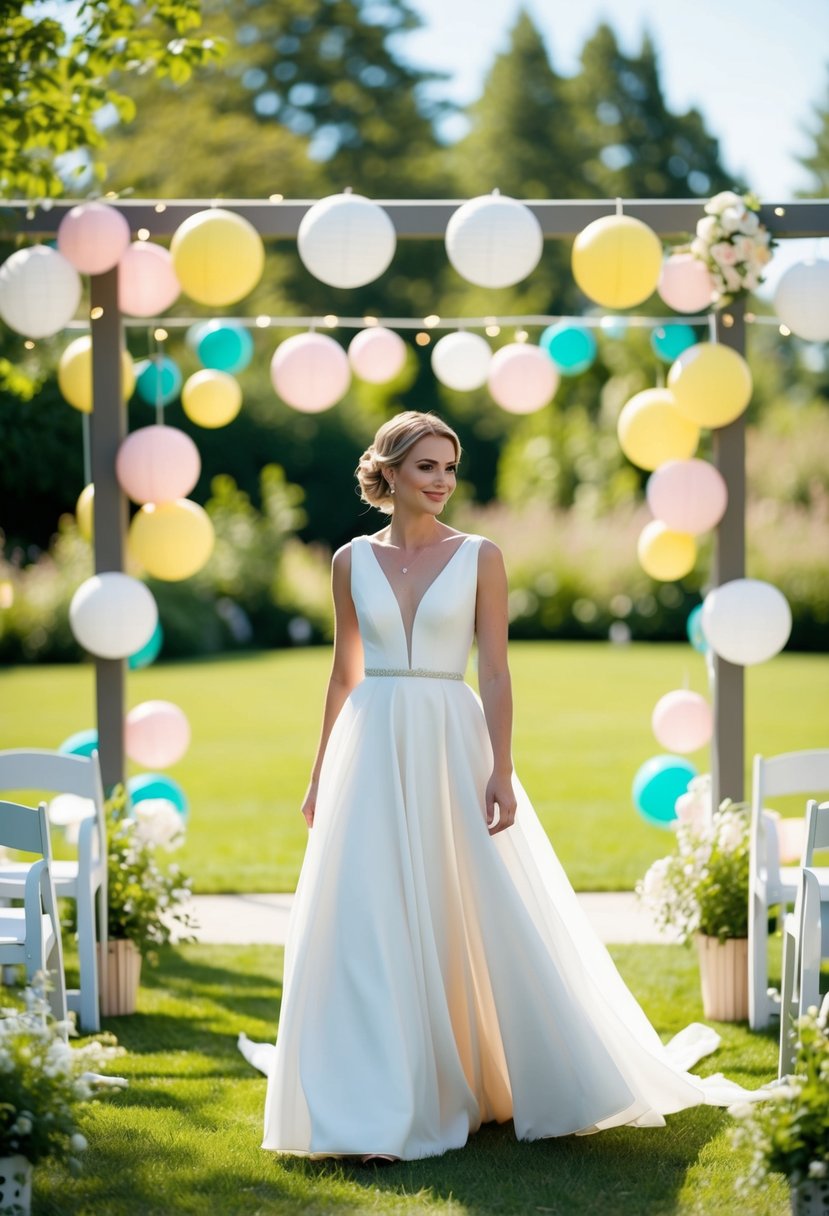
[3,642,827,893]
[29,941,788,1216]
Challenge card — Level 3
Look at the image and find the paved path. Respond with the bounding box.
[182,891,674,947]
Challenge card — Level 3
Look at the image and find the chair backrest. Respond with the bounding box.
[0,749,106,853]
[0,798,51,858]
[751,751,829,889]
[803,799,829,865]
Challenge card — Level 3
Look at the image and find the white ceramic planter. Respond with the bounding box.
[791,1180,829,1216]
[0,1155,32,1215]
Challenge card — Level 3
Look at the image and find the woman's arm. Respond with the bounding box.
[475,539,518,835]
[301,544,364,827]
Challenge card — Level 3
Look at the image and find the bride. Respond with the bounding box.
[246,409,761,1164]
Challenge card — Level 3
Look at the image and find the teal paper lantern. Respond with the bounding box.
[196,321,254,374]
[128,772,189,820]
[539,323,597,375]
[686,604,708,654]
[58,728,98,757]
[632,754,697,827]
[650,324,696,364]
[128,620,163,670]
[135,356,183,408]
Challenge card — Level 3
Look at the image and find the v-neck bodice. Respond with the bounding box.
[351,534,483,673]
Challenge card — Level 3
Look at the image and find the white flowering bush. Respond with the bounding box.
[636,798,750,944]
[0,977,125,1168]
[730,996,829,1201]
[690,189,774,306]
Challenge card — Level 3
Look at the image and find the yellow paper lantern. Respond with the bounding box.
[75,484,94,540]
[170,208,265,306]
[571,215,663,308]
[667,342,753,428]
[638,521,697,581]
[128,500,214,581]
[58,335,135,413]
[181,369,242,428]
[617,388,699,471]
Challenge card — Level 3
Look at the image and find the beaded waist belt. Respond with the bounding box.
[364,667,464,681]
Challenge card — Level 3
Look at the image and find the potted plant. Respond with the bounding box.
[0,976,125,1215]
[637,793,750,1020]
[98,786,196,1016]
[729,996,829,1215]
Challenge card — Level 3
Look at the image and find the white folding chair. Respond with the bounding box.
[778,834,829,1078]
[0,750,107,1032]
[749,752,829,1030]
[0,799,67,1026]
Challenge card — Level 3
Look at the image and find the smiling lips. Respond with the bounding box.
[424,492,445,501]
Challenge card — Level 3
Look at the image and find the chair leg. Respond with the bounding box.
[97,879,108,1016]
[75,886,101,1033]
[778,921,797,1078]
[749,892,771,1030]
[44,935,68,1029]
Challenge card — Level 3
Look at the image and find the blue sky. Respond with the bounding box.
[404,0,828,200]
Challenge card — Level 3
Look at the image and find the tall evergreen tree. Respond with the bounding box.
[797,64,829,196]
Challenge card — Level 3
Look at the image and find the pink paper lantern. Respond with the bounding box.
[646,459,728,536]
[270,332,350,413]
[116,425,201,505]
[125,700,191,768]
[658,253,715,314]
[651,690,712,754]
[57,202,131,276]
[119,242,180,317]
[487,344,559,414]
[347,327,407,383]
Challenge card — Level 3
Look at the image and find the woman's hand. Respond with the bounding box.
[485,771,517,835]
[301,779,319,828]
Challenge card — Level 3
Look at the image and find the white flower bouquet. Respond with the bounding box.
[0,977,125,1170]
[636,796,750,944]
[690,190,774,306]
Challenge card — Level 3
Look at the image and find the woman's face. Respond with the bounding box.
[390,435,458,515]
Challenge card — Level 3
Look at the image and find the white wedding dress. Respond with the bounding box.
[251,533,758,1161]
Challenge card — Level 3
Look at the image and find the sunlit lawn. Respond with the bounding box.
[29,941,789,1216]
[3,642,826,893]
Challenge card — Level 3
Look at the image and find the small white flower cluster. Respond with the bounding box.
[132,798,185,851]
[691,190,774,304]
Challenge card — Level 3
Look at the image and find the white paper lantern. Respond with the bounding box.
[270,332,350,412]
[69,572,158,660]
[774,260,829,342]
[297,193,396,288]
[0,245,82,338]
[487,344,559,413]
[702,579,792,666]
[431,332,492,391]
[445,193,543,288]
[348,327,407,383]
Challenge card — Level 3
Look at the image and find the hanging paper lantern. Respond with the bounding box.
[128,499,215,581]
[667,343,752,428]
[657,253,715,314]
[445,193,543,289]
[181,369,243,428]
[652,690,713,753]
[646,459,728,535]
[487,344,559,414]
[118,242,180,317]
[686,604,708,654]
[69,572,158,659]
[348,327,407,383]
[270,332,350,413]
[75,484,94,541]
[57,202,131,275]
[637,520,696,581]
[116,426,201,505]
[171,208,265,306]
[127,772,189,819]
[571,215,662,309]
[632,755,698,827]
[125,700,191,769]
[616,388,699,471]
[58,335,135,413]
[702,579,792,666]
[539,323,597,376]
[196,320,254,373]
[49,793,95,829]
[58,729,99,758]
[128,620,163,670]
[431,331,492,391]
[0,245,82,339]
[297,192,396,289]
[135,356,183,408]
[650,323,696,364]
[774,260,829,342]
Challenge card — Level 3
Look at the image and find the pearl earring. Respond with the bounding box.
[389,484,395,495]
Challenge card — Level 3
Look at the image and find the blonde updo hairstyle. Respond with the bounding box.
[356,411,462,514]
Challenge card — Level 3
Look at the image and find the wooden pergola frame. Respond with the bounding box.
[10,196,829,808]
